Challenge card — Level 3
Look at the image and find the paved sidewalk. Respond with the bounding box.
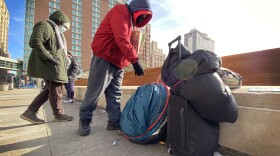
[0,89,169,156]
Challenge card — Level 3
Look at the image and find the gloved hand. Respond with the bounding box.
[47,58,60,65]
[132,61,144,76]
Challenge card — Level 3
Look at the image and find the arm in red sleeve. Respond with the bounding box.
[109,7,138,63]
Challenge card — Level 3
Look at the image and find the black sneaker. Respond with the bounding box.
[79,119,91,136]
[106,121,120,130]
[54,114,73,122]
[20,110,44,124]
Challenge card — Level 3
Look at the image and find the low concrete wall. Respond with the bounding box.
[66,86,280,156]
[64,86,137,110]
[220,86,280,156]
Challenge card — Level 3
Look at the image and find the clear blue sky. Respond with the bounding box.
[5,0,25,59]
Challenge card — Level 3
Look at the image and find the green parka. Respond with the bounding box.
[27,11,70,83]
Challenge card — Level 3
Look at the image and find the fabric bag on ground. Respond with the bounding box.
[217,67,242,89]
[120,82,169,144]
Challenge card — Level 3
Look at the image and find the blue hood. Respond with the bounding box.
[128,0,152,13]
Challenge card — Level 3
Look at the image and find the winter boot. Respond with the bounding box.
[79,119,91,136]
[54,114,74,122]
[20,110,44,124]
[106,121,120,130]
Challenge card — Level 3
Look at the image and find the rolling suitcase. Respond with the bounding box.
[166,36,220,156]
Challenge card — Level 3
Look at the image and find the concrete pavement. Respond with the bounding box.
[0,89,169,156]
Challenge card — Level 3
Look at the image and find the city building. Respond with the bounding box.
[23,0,128,73]
[0,0,10,82]
[0,0,9,57]
[184,28,215,52]
[134,24,151,68]
[150,41,165,68]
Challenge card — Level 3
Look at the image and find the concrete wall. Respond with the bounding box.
[65,86,137,110]
[66,86,280,156]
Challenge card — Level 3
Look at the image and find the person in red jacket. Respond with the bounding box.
[78,0,152,136]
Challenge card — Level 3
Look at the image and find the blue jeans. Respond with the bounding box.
[79,55,124,122]
[64,81,75,99]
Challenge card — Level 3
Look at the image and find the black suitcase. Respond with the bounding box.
[166,36,220,156]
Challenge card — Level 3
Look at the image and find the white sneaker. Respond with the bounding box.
[63,98,73,103]
[213,151,222,156]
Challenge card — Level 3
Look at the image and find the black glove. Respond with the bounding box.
[132,61,144,76]
[47,58,60,65]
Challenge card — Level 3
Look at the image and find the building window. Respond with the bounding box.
[49,1,60,9]
[49,0,60,15]
[72,4,82,11]
[92,0,100,7]
[109,0,116,9]
[91,0,101,37]
[92,12,100,18]
[73,10,82,17]
[73,0,82,5]
[71,0,83,58]
[92,6,100,12]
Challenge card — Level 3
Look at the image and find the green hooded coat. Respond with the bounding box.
[27,10,70,83]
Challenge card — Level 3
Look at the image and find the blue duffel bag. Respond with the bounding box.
[120,82,169,144]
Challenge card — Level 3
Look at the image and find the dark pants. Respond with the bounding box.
[64,81,75,99]
[79,55,124,122]
[28,80,64,116]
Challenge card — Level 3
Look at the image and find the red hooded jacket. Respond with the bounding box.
[91,4,152,69]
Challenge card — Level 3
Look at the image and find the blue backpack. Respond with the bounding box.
[120,82,169,144]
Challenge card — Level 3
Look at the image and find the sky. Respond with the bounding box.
[5,0,25,59]
[5,0,280,59]
[150,0,280,56]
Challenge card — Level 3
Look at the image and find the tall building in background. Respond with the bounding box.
[150,41,165,68]
[137,24,151,68]
[0,0,9,57]
[184,28,215,52]
[23,0,128,73]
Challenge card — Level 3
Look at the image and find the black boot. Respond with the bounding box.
[54,114,74,122]
[78,119,91,136]
[106,121,120,130]
[20,110,44,124]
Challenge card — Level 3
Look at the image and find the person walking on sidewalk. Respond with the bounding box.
[78,0,153,136]
[63,51,80,103]
[20,10,73,124]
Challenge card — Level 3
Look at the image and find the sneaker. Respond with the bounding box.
[20,110,44,124]
[63,98,73,103]
[54,114,73,122]
[213,151,223,156]
[79,119,91,136]
[106,121,120,130]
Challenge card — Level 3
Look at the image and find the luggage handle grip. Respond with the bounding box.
[168,35,181,47]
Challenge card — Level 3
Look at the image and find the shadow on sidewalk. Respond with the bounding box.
[0,137,51,155]
[41,99,169,156]
[0,105,30,109]
[0,123,39,131]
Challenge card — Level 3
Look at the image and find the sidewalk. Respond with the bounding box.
[0,89,169,156]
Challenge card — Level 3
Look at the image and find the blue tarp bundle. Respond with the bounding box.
[120,82,169,143]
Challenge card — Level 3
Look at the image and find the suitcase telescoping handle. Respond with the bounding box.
[168,35,181,47]
[168,35,182,64]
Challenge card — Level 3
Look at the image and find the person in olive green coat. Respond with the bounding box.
[20,10,73,124]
